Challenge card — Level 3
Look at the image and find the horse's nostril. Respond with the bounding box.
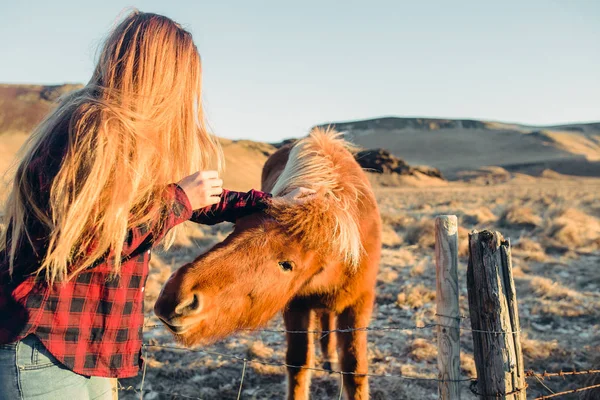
[174,293,203,316]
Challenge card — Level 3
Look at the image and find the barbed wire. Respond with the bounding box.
[468,381,528,398]
[142,323,439,334]
[526,370,600,400]
[138,315,599,399]
[526,369,600,379]
[118,384,204,400]
[119,380,600,400]
[127,326,600,399]
[122,340,472,399]
[532,375,555,396]
[142,342,476,383]
[118,366,346,400]
[533,383,600,399]
[142,318,521,336]
[126,341,600,399]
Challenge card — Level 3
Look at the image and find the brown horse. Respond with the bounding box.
[154,128,381,399]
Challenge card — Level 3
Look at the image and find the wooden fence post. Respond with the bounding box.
[435,215,461,400]
[467,230,526,399]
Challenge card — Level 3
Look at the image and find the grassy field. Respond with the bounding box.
[116,177,600,399]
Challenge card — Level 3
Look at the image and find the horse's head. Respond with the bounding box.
[154,128,369,346]
[153,208,323,346]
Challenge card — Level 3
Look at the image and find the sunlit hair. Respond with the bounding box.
[0,10,223,284]
[269,128,366,267]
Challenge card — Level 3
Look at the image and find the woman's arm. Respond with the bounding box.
[188,187,315,225]
[189,189,272,225]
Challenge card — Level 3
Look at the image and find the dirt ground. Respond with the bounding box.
[116,177,600,400]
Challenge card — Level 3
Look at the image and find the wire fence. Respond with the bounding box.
[113,315,600,399]
[141,313,521,336]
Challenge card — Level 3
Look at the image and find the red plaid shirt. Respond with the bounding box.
[0,129,271,378]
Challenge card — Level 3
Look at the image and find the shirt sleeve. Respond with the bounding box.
[189,189,272,225]
[151,183,194,242]
[120,184,193,257]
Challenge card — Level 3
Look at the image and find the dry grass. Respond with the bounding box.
[380,212,417,231]
[521,335,560,361]
[545,208,600,250]
[457,226,470,258]
[372,181,600,398]
[528,277,591,317]
[0,132,28,206]
[396,284,435,309]
[380,247,417,271]
[409,259,428,277]
[529,277,582,301]
[378,267,399,284]
[408,338,437,362]
[462,206,497,225]
[514,237,544,253]
[460,353,477,377]
[381,224,403,248]
[405,219,436,248]
[513,238,548,262]
[582,337,600,400]
[247,341,275,359]
[500,205,542,229]
[169,222,206,248]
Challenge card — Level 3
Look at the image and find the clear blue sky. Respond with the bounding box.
[1,1,599,141]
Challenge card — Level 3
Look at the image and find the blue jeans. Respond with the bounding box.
[0,334,117,400]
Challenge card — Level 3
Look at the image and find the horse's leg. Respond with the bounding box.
[336,293,375,400]
[284,307,315,400]
[319,311,338,371]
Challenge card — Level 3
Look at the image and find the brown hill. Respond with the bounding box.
[317,117,600,178]
[3,83,598,188]
[0,84,83,135]
[218,139,276,191]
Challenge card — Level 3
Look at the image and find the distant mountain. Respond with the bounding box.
[0,84,83,135]
[2,84,598,182]
[315,117,600,178]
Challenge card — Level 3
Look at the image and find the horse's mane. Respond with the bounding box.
[268,127,370,268]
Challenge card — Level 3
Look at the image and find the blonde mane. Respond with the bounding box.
[269,127,369,267]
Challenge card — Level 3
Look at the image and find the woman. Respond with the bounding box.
[0,10,312,399]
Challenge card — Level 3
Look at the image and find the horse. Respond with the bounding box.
[154,128,382,399]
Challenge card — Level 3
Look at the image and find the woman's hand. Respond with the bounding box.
[280,187,317,204]
[177,170,223,210]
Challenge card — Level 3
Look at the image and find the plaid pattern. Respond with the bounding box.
[0,184,193,378]
[191,188,272,225]
[0,150,272,378]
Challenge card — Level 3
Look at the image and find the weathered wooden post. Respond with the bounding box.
[435,215,461,400]
[467,230,526,399]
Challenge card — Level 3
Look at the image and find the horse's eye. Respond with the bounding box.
[278,261,295,272]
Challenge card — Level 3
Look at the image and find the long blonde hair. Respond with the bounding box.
[0,10,222,284]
